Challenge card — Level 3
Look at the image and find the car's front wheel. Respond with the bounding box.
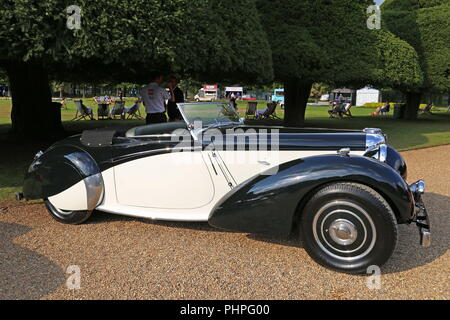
[300,183,398,274]
[44,199,93,225]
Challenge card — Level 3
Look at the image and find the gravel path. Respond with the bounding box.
[0,146,449,300]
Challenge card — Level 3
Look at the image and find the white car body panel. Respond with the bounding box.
[216,150,365,185]
[48,179,88,211]
[114,152,215,209]
[91,149,365,222]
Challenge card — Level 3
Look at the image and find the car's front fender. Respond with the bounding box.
[208,154,414,237]
[23,145,104,211]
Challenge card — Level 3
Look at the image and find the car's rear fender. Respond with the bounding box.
[208,154,414,237]
[23,146,104,211]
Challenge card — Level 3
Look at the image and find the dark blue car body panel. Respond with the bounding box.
[209,154,414,236]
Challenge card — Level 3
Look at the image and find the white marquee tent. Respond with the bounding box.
[356,87,381,106]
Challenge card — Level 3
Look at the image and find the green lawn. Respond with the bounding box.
[0,98,449,202]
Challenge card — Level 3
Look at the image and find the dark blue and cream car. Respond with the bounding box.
[20,102,431,274]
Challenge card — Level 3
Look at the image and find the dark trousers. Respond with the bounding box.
[146,113,167,125]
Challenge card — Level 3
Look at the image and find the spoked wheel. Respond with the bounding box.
[44,199,93,225]
[300,183,398,274]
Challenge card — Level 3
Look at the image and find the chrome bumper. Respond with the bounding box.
[410,180,431,248]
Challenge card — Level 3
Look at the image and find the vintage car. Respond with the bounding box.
[20,102,431,274]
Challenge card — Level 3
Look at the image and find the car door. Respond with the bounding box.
[212,131,285,185]
[215,149,288,186]
[113,151,215,210]
[213,131,327,185]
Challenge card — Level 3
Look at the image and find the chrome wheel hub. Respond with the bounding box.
[313,201,376,261]
[329,219,358,246]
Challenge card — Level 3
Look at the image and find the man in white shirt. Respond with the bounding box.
[140,72,170,124]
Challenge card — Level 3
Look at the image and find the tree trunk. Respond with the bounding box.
[5,60,62,137]
[403,91,422,120]
[283,79,313,127]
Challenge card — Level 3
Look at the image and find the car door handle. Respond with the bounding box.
[258,160,271,166]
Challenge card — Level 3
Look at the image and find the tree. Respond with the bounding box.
[310,83,331,100]
[382,0,450,119]
[370,29,423,95]
[0,69,7,84]
[0,0,272,136]
[256,0,378,126]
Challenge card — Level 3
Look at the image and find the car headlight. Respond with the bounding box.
[364,128,387,163]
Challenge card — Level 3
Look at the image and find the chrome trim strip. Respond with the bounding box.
[34,151,44,160]
[84,173,104,211]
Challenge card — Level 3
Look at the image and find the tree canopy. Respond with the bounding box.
[0,0,272,135]
[259,0,382,85]
[0,0,447,133]
[1,0,273,83]
[371,29,423,90]
[381,0,450,118]
[257,0,379,126]
[382,0,446,10]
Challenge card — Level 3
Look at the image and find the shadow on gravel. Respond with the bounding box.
[88,211,239,233]
[0,222,65,300]
[85,192,448,275]
[383,192,450,274]
[248,192,449,274]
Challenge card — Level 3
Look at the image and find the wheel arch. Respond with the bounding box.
[209,154,414,237]
[290,178,406,236]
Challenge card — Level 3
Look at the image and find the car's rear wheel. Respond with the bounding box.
[44,199,92,225]
[300,183,398,274]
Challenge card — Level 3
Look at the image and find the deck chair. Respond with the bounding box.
[380,104,391,115]
[342,103,353,117]
[60,98,68,110]
[419,104,433,114]
[72,100,94,121]
[261,102,281,120]
[125,102,143,120]
[245,101,258,119]
[110,101,126,119]
[97,104,109,120]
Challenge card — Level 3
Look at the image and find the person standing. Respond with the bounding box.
[140,72,170,125]
[230,93,238,110]
[167,75,185,122]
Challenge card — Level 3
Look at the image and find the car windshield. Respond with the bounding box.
[177,102,241,128]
